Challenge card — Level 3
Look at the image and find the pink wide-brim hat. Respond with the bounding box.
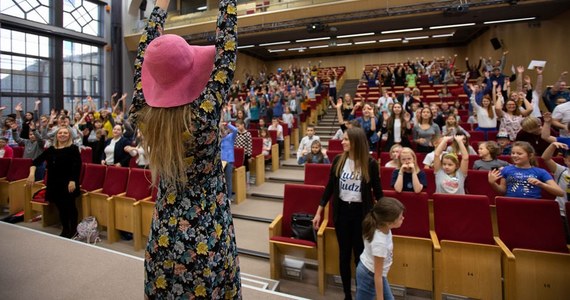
[141,34,215,108]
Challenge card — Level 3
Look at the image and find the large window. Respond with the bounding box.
[63,0,102,37]
[0,28,51,113]
[0,0,51,24]
[63,40,101,113]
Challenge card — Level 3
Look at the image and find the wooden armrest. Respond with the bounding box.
[269,214,283,238]
[430,230,441,251]
[494,236,515,260]
[86,188,103,194]
[115,192,127,197]
[317,220,327,237]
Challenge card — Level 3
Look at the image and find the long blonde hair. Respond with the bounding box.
[138,105,193,187]
[396,147,421,174]
[334,127,371,183]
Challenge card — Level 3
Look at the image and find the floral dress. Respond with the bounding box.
[129,1,240,299]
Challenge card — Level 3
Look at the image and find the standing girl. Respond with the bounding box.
[381,102,412,152]
[344,102,380,151]
[488,141,563,199]
[470,93,497,137]
[442,114,470,137]
[433,136,469,194]
[391,147,427,193]
[356,197,405,300]
[27,127,81,238]
[312,128,383,300]
[494,81,533,141]
[413,107,441,153]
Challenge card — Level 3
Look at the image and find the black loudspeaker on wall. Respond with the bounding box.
[490,38,502,50]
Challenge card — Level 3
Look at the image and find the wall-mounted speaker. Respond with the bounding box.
[490,38,502,50]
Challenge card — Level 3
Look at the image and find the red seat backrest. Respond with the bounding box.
[81,164,107,192]
[496,196,568,253]
[268,130,277,144]
[280,123,289,137]
[468,131,485,142]
[248,129,259,138]
[280,184,325,238]
[423,168,436,196]
[0,158,11,178]
[384,190,430,238]
[101,166,129,196]
[304,163,331,187]
[80,147,93,164]
[380,152,391,166]
[433,193,495,245]
[327,150,343,162]
[125,169,152,200]
[486,131,498,141]
[381,167,396,190]
[12,146,24,158]
[129,155,139,168]
[234,147,245,168]
[466,170,499,204]
[468,154,479,169]
[328,139,342,151]
[7,158,32,181]
[251,137,263,157]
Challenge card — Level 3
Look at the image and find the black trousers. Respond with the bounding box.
[334,201,364,299]
[53,194,78,238]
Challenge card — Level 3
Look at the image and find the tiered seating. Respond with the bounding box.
[0,158,33,214]
[269,183,325,281]
[232,147,246,204]
[81,166,130,242]
[431,194,502,299]
[107,168,152,249]
[23,172,60,227]
[249,137,265,186]
[495,197,570,300]
[267,130,280,172]
[384,191,433,292]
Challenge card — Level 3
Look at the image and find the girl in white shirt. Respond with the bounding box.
[356,197,405,300]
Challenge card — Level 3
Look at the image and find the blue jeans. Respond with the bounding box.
[224,162,234,200]
[355,262,394,300]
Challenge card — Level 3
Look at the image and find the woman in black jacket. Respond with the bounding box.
[100,124,132,167]
[312,127,383,300]
[27,126,82,238]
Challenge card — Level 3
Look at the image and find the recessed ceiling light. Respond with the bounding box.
[381,28,423,34]
[309,45,329,49]
[288,47,307,51]
[337,32,375,39]
[259,41,291,47]
[354,40,376,45]
[429,23,475,29]
[268,49,286,53]
[432,33,455,38]
[237,45,254,49]
[295,37,331,43]
[379,38,401,43]
[336,43,353,46]
[484,17,536,24]
[197,6,207,11]
[405,36,429,40]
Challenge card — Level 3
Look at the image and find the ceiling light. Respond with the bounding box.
[197,6,207,11]
[337,32,375,39]
[336,42,353,46]
[432,33,455,38]
[379,38,401,43]
[309,45,329,49]
[259,41,291,47]
[354,40,376,45]
[429,23,475,30]
[288,47,307,51]
[268,49,286,53]
[484,17,536,25]
[402,39,409,44]
[381,27,423,34]
[295,37,331,43]
[237,45,254,49]
[406,36,429,40]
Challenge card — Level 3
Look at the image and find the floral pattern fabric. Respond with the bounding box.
[130,1,240,299]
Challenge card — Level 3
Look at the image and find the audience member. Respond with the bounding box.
[473,141,509,171]
[488,141,563,199]
[541,142,570,242]
[312,127,382,300]
[297,140,329,164]
[392,147,427,193]
[100,124,132,167]
[433,136,469,194]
